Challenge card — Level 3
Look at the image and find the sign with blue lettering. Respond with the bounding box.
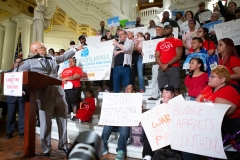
[182,53,209,70]
[125,21,136,28]
[107,16,120,28]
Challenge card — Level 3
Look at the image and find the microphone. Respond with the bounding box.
[16,53,44,71]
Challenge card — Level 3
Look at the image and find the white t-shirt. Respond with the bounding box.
[180,21,200,36]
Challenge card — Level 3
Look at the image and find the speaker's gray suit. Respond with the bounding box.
[14,49,76,154]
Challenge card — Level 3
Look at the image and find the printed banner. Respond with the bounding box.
[3,72,23,96]
[170,99,230,159]
[75,41,114,81]
[107,16,120,28]
[202,20,222,31]
[98,93,142,126]
[182,53,209,70]
[125,21,136,28]
[171,10,185,20]
[198,11,212,23]
[142,38,165,63]
[214,19,240,46]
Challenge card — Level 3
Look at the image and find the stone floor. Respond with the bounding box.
[0,117,139,160]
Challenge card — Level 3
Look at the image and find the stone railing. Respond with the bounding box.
[138,7,162,18]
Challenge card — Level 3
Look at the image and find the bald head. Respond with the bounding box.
[30,41,47,56]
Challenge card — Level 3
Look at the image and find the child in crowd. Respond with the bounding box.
[141,85,175,160]
[185,58,208,100]
[135,32,145,51]
[189,37,207,54]
[76,89,95,122]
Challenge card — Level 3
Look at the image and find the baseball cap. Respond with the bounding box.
[155,22,164,28]
[164,24,173,29]
[161,85,175,93]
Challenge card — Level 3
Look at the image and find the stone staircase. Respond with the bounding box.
[35,63,187,159]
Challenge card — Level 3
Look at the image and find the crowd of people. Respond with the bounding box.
[3,1,240,160]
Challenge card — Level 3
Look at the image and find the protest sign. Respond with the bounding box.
[107,16,120,28]
[125,21,136,28]
[182,53,209,70]
[75,41,114,81]
[214,19,240,46]
[98,93,142,126]
[86,36,102,46]
[120,19,129,28]
[198,11,212,23]
[4,72,23,96]
[142,38,165,63]
[141,95,185,151]
[170,99,230,159]
[173,27,178,38]
[202,20,222,31]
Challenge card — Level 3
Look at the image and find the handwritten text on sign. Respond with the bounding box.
[142,38,164,63]
[98,93,142,126]
[141,103,172,151]
[198,11,212,23]
[170,100,229,159]
[3,72,23,96]
[214,19,240,46]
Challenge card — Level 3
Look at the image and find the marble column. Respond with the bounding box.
[0,20,16,71]
[0,25,5,69]
[12,14,33,59]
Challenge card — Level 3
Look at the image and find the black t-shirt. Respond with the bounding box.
[114,42,125,66]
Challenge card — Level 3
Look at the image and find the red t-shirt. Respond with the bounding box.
[219,55,240,85]
[199,85,240,118]
[189,40,215,53]
[156,37,183,67]
[184,72,208,98]
[76,97,96,121]
[61,66,82,88]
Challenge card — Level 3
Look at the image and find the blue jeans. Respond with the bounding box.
[113,65,131,93]
[101,126,130,152]
[137,55,144,90]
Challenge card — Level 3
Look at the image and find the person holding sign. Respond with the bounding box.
[217,38,240,88]
[218,1,237,22]
[14,41,84,157]
[194,2,211,24]
[60,57,82,121]
[101,84,135,160]
[155,24,183,95]
[183,65,240,160]
[5,57,25,139]
[112,30,134,93]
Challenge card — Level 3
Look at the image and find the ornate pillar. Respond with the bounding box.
[163,0,172,9]
[0,25,5,69]
[12,14,33,59]
[1,20,16,71]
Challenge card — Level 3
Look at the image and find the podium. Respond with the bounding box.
[1,71,61,158]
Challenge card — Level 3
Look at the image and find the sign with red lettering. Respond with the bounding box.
[141,95,185,150]
[170,99,230,159]
[98,93,142,126]
[3,72,23,96]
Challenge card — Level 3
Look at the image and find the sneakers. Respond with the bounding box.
[143,155,152,160]
[102,147,108,156]
[71,116,76,121]
[140,89,144,93]
[115,150,125,160]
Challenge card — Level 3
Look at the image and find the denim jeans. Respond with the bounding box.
[101,126,130,152]
[137,55,144,90]
[113,65,131,93]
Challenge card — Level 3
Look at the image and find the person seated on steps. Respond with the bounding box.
[101,84,136,160]
[141,85,175,160]
[76,89,95,123]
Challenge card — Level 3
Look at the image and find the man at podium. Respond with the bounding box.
[14,41,84,157]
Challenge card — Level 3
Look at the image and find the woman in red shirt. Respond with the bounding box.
[60,57,82,121]
[182,65,240,160]
[217,38,240,87]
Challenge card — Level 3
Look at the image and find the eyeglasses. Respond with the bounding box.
[197,30,203,33]
[209,75,218,79]
[37,45,46,50]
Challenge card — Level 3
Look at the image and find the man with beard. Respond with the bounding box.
[161,11,179,28]
[155,25,183,96]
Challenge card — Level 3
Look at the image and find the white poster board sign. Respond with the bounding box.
[3,72,23,96]
[142,38,165,63]
[86,36,102,46]
[198,11,212,23]
[75,41,114,81]
[98,93,142,126]
[173,27,178,38]
[170,100,229,159]
[107,16,120,28]
[214,19,240,46]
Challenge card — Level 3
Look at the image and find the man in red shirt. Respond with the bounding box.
[155,24,183,95]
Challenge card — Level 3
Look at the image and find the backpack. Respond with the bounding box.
[128,124,143,147]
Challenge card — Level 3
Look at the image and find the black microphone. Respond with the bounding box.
[16,53,43,71]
